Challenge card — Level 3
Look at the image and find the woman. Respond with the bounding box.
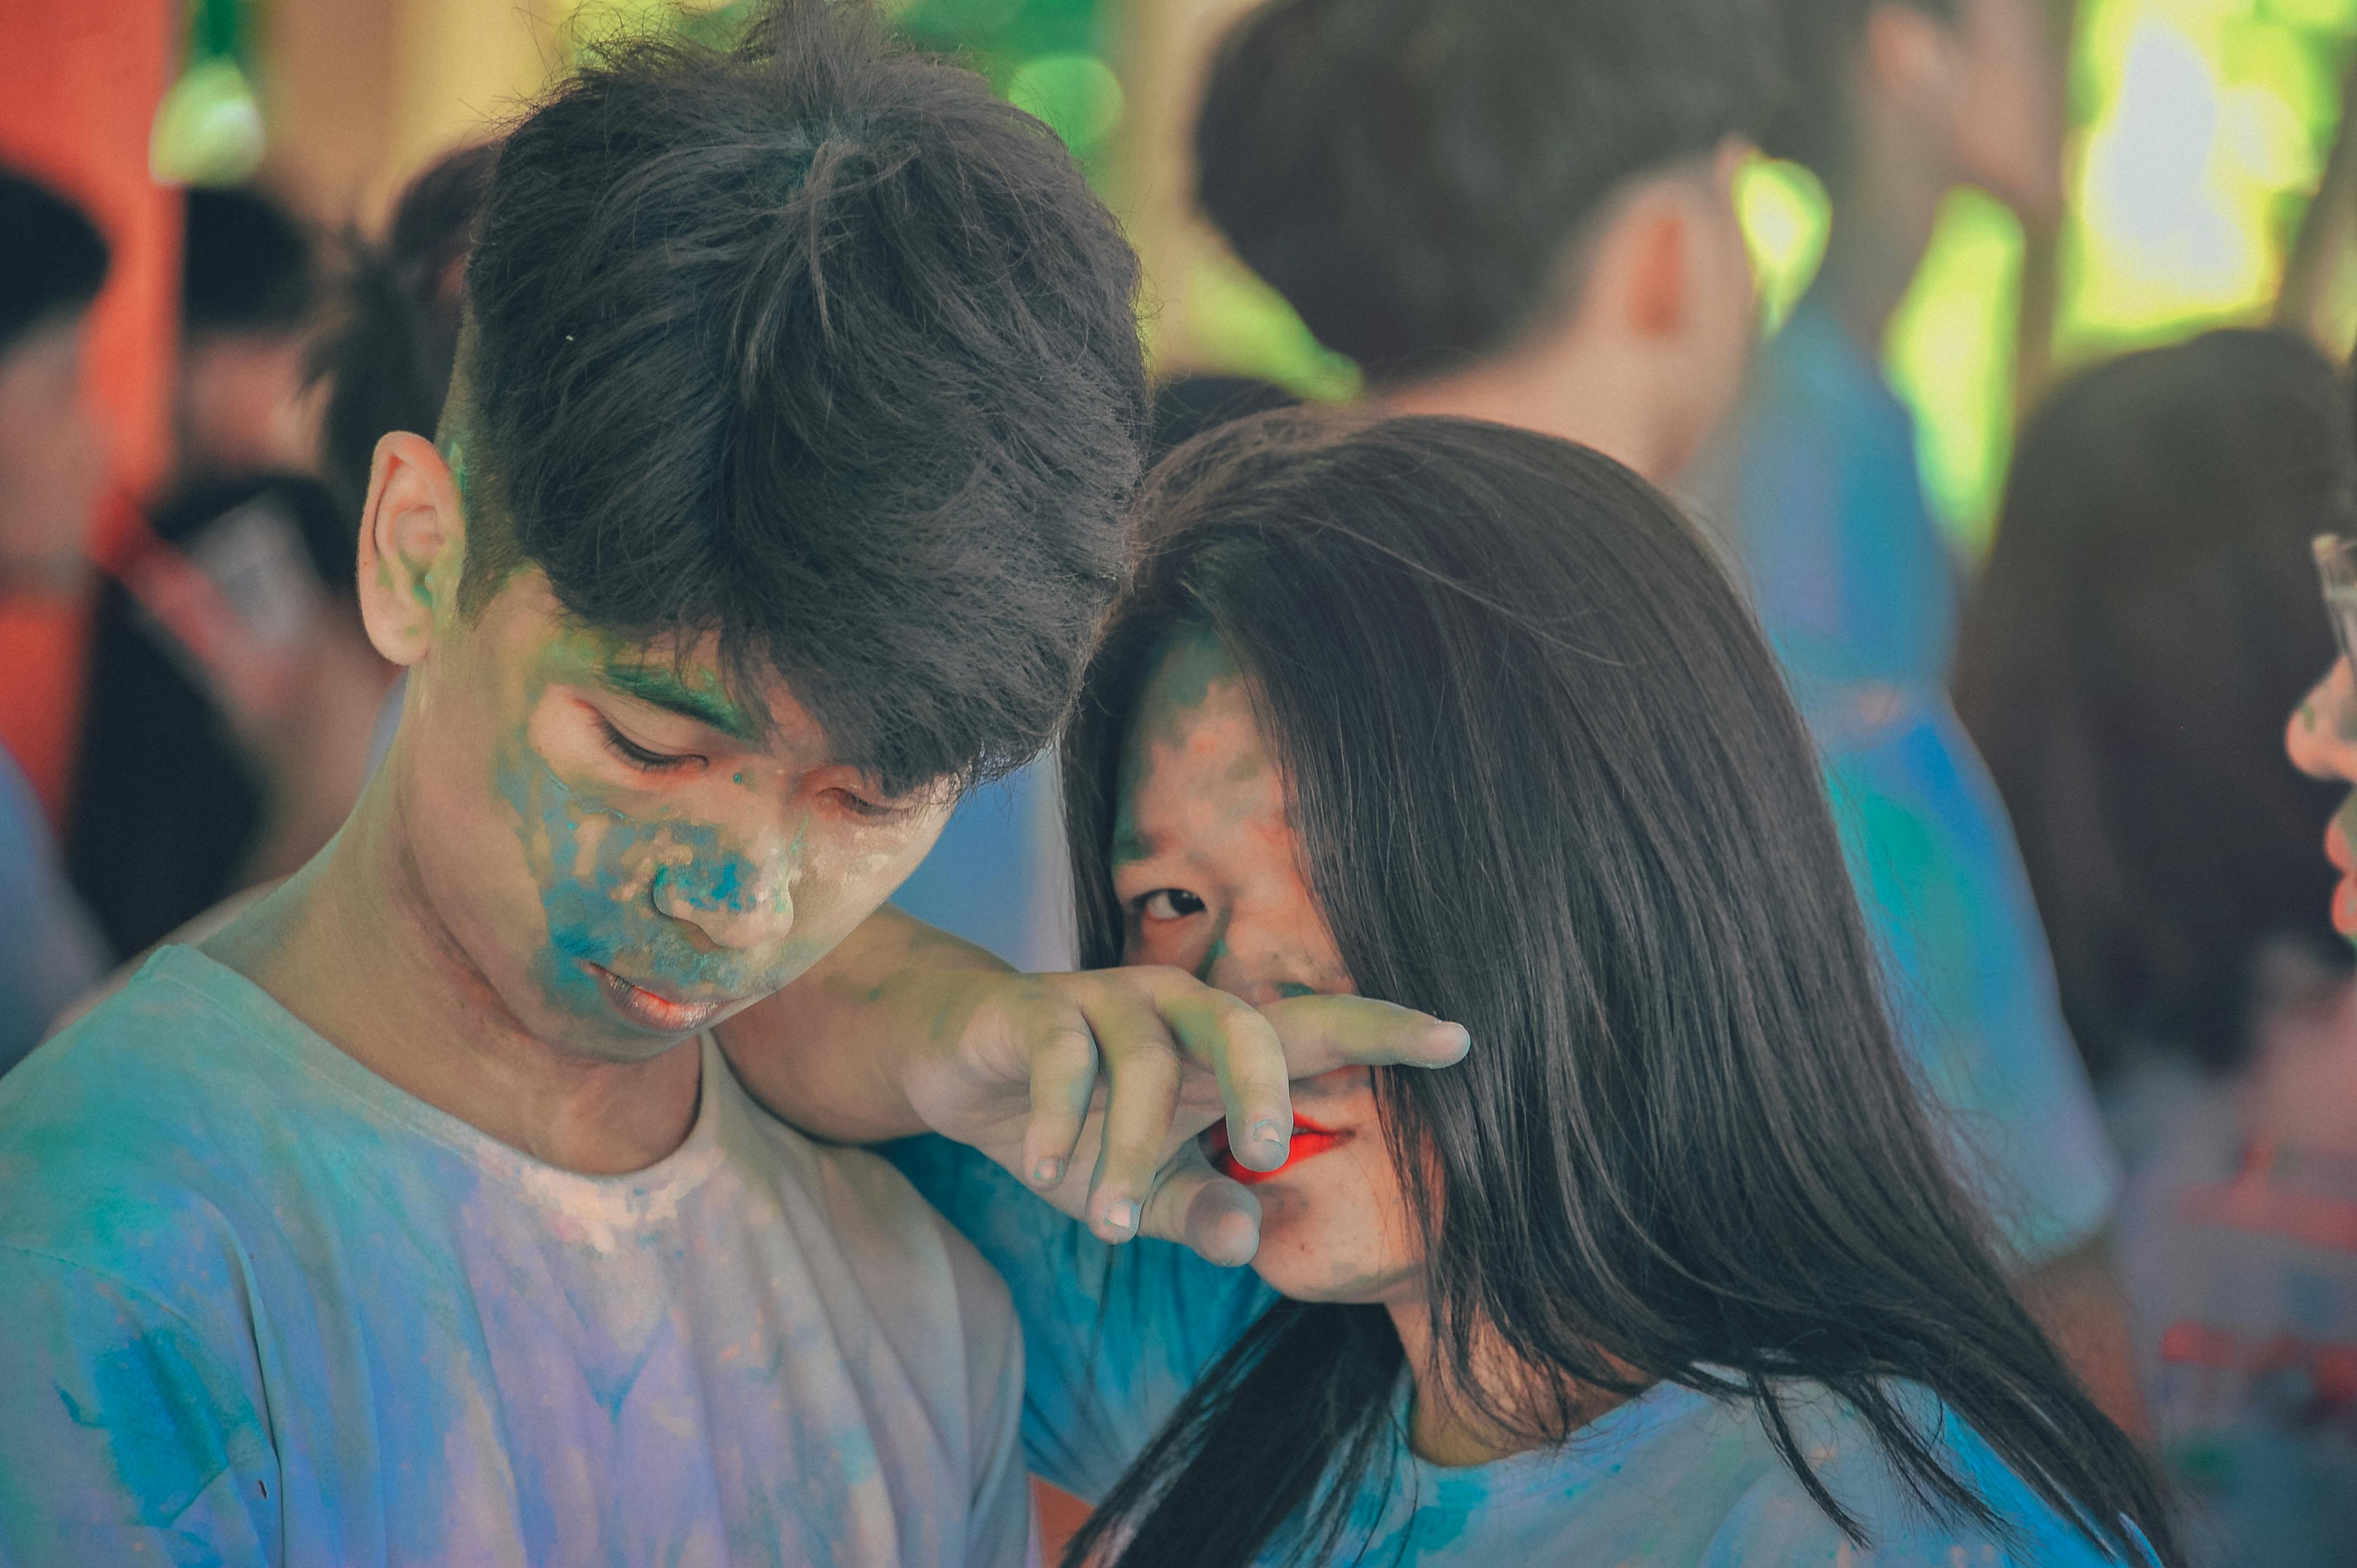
[881,410,2174,1564]
[1956,329,2356,1566]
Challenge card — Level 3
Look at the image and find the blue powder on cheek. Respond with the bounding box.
[495,750,787,1018]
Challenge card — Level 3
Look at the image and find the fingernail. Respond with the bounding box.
[1104,1199,1137,1234]
[1031,1158,1062,1185]
[1426,1023,1471,1062]
[1249,1118,1286,1154]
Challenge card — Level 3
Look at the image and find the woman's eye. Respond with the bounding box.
[596,719,698,775]
[1139,888,1207,923]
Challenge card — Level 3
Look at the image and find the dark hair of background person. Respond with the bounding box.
[0,167,110,360]
[1955,329,2355,1080]
[1058,413,2179,1568]
[1192,0,1780,386]
[456,0,1146,797]
[69,473,353,956]
[308,141,498,523]
[182,185,317,338]
[1762,0,1954,177]
[1147,374,1293,467]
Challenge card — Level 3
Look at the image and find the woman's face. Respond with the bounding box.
[1111,626,1423,1307]
[2287,657,2357,937]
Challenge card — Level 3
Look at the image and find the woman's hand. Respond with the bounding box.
[718,907,1468,1265]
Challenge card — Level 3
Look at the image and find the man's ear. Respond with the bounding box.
[1620,195,1691,342]
[357,431,467,668]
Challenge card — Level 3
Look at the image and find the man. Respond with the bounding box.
[0,168,113,1071]
[1186,0,2140,1425]
[0,9,1318,1561]
[1193,0,1772,484]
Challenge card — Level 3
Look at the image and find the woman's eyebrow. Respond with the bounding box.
[1109,827,1152,869]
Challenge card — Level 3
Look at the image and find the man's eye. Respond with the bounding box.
[1139,889,1206,923]
[597,719,697,775]
[824,786,909,822]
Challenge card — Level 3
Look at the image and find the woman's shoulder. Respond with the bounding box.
[1705,1382,2144,1567]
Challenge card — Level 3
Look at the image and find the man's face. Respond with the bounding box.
[2287,657,2357,938]
[0,316,106,592]
[390,570,955,1062]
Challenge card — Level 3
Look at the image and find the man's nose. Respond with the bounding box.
[652,837,797,950]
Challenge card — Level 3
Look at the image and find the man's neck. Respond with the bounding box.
[1385,344,1680,485]
[202,767,702,1176]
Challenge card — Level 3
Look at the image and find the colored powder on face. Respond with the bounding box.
[495,741,800,1028]
[1272,981,1318,999]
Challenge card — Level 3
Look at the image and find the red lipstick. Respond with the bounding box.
[1206,1116,1349,1185]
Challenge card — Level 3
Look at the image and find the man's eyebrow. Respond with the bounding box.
[599,662,760,741]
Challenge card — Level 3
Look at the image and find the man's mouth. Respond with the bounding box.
[1206,1116,1349,1185]
[583,962,725,1035]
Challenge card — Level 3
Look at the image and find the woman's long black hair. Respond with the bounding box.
[1058,412,2179,1568]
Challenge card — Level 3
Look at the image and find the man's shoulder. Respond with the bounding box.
[0,949,301,1293]
[725,1090,1017,1340]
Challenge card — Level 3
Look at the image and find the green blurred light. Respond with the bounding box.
[1883,189,2024,558]
[151,55,266,187]
[2262,0,2357,30]
[1183,252,1362,403]
[1736,156,1831,334]
[1007,51,1124,152]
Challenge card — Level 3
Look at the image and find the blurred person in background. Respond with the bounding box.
[1196,0,1770,489]
[68,182,396,956]
[0,168,113,1070]
[1711,0,2144,1423]
[175,184,323,480]
[1959,329,2355,1565]
[1193,0,2139,1425]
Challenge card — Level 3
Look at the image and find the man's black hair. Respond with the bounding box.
[309,141,498,520]
[183,185,317,337]
[0,167,110,361]
[460,0,1146,795]
[1761,0,1954,178]
[1193,0,1780,385]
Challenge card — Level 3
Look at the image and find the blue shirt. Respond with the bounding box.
[0,742,106,1072]
[885,1137,2144,1566]
[0,948,1034,1567]
[1719,294,2119,1266]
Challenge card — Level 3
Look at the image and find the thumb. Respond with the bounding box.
[1139,1142,1263,1267]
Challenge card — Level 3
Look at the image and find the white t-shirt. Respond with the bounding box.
[0,946,1035,1567]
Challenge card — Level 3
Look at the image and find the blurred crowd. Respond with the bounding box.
[2,0,2355,1564]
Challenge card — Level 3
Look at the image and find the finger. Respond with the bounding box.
[1156,982,1292,1173]
[1020,1010,1100,1191]
[1260,994,1470,1079]
[1139,1143,1262,1267]
[1077,988,1186,1244]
